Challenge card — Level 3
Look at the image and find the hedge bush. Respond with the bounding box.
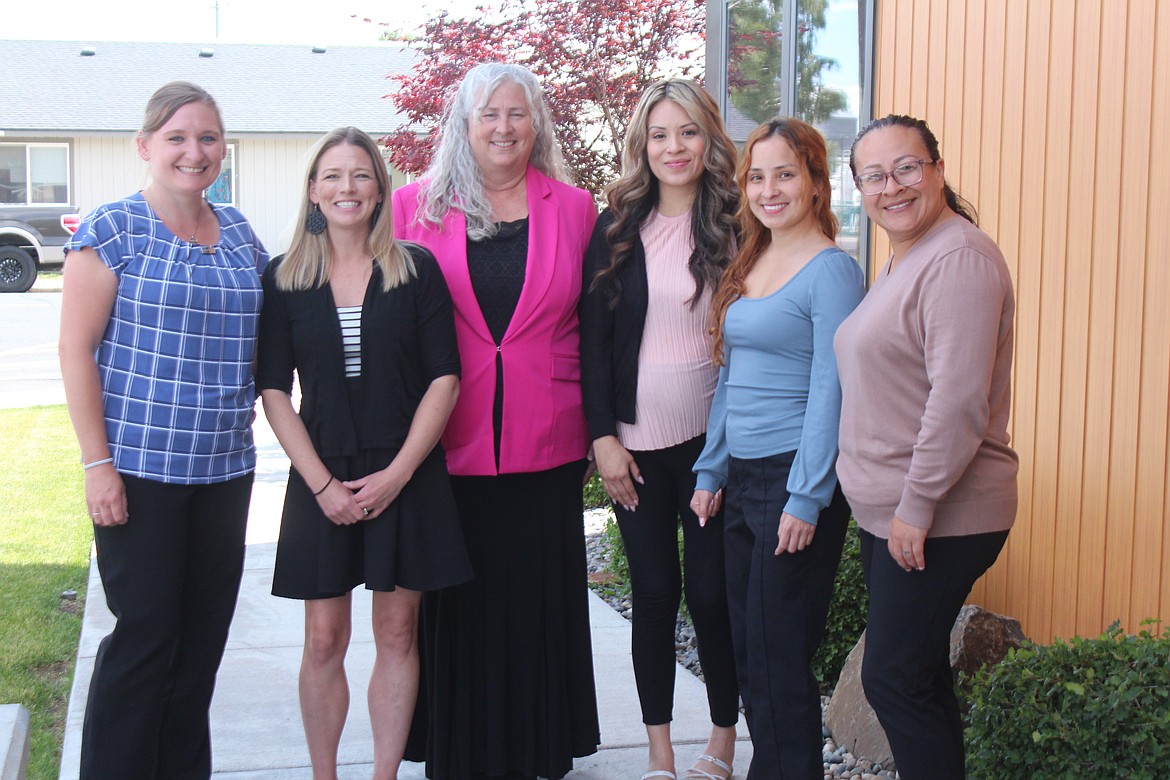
[583,472,609,511]
[963,621,1170,779]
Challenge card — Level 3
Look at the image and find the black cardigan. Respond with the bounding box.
[255,245,460,457]
[579,208,650,442]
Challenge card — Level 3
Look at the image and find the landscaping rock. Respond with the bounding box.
[823,634,894,771]
[949,604,1027,680]
[825,604,1027,774]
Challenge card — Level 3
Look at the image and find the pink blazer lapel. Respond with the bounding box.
[506,167,559,338]
[435,208,494,343]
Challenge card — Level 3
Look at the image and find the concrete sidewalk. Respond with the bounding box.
[58,419,752,779]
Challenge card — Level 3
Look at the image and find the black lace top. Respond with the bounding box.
[467,218,529,343]
[467,218,529,467]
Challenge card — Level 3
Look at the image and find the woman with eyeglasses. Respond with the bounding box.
[833,114,1018,779]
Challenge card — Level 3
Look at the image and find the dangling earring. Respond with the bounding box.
[306,203,326,235]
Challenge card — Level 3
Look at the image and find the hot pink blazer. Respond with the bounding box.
[392,167,598,476]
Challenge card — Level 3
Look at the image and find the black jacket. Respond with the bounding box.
[255,245,460,457]
[579,208,650,442]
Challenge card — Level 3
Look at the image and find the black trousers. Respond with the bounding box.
[859,528,1008,780]
[80,472,253,780]
[724,452,850,780]
[613,435,739,727]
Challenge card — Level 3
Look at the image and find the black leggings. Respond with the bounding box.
[613,434,739,727]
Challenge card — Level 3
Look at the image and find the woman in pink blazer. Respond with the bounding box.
[393,63,600,780]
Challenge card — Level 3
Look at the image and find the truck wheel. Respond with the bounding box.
[0,246,36,293]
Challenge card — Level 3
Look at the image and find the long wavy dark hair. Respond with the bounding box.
[590,79,738,310]
[710,117,837,365]
[849,114,978,225]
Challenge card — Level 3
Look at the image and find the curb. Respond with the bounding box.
[0,705,30,780]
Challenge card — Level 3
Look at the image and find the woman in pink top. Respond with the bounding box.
[392,63,600,780]
[834,115,1018,780]
[580,80,739,780]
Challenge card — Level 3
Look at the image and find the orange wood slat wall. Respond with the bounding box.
[870,0,1170,642]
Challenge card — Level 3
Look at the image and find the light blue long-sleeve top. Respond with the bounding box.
[694,247,865,524]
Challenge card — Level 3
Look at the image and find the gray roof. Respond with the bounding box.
[1,40,416,135]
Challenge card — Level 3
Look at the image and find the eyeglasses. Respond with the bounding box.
[853,159,937,196]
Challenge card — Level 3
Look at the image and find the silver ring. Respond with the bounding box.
[362,508,370,517]
[91,511,102,516]
[902,549,911,555]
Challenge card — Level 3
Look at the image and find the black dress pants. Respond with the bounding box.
[858,528,1008,780]
[724,452,850,780]
[612,434,739,727]
[80,473,253,780]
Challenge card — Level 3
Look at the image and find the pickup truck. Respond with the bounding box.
[0,204,80,292]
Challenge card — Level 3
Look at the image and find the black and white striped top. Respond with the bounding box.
[337,305,362,377]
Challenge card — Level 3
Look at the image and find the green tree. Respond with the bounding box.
[794,0,847,122]
[728,0,846,125]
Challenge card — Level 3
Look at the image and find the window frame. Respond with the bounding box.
[206,143,238,207]
[0,141,72,207]
[705,0,877,276]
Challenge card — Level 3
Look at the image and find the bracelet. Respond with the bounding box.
[313,475,335,496]
[83,457,114,471]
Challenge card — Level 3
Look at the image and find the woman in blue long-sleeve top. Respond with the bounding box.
[690,118,866,780]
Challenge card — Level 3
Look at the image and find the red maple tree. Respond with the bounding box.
[383,0,705,197]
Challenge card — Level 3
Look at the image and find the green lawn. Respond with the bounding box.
[0,406,91,780]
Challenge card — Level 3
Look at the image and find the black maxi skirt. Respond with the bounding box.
[409,459,601,779]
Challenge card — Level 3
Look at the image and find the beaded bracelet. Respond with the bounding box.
[313,475,336,496]
[83,457,114,470]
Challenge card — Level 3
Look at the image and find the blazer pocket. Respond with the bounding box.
[551,353,581,382]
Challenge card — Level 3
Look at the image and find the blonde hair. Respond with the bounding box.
[277,127,415,292]
[591,79,738,310]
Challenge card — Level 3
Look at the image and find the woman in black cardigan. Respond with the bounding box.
[256,127,471,780]
[579,80,740,780]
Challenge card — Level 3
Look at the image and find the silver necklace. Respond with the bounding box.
[149,195,205,243]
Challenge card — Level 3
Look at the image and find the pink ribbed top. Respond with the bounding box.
[617,210,718,452]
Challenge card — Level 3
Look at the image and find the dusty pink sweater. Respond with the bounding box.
[834,215,1018,538]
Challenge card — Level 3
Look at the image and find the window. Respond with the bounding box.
[709,0,874,263]
[206,144,237,206]
[0,143,71,205]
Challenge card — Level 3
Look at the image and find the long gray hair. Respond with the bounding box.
[416,62,569,240]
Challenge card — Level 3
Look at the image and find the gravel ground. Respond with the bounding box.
[583,508,900,780]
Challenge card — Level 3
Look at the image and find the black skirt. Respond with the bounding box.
[271,442,473,599]
[409,460,601,779]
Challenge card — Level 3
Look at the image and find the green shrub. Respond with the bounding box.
[963,621,1170,779]
[583,472,609,510]
[599,514,631,598]
[813,518,867,689]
